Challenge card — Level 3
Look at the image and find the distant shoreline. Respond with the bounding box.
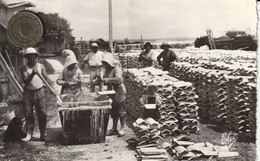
[76,37,196,42]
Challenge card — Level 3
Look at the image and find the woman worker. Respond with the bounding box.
[56,55,83,94]
[101,54,127,137]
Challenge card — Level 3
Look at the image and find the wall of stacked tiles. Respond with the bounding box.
[123,68,200,135]
[169,63,256,138]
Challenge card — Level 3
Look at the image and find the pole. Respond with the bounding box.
[5,50,20,82]
[109,0,114,53]
[34,71,63,104]
[0,53,23,97]
[80,36,83,54]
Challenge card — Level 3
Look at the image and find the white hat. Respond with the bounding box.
[64,55,79,68]
[91,43,98,48]
[102,53,118,67]
[24,47,39,56]
[62,49,76,58]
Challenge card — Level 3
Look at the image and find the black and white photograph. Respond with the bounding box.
[0,0,258,160]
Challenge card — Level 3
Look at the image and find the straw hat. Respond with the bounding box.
[160,42,171,49]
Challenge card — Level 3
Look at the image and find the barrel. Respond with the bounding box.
[58,93,112,144]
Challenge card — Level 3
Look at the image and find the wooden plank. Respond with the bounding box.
[141,154,167,159]
[4,50,20,82]
[58,106,112,111]
[100,109,105,142]
[140,148,166,155]
[201,150,218,156]
[218,151,239,158]
[61,100,111,107]
[144,104,156,109]
[97,90,116,95]
[175,140,194,146]
[0,53,23,97]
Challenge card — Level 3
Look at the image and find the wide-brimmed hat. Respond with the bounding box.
[102,53,118,67]
[144,42,153,48]
[90,43,99,48]
[24,47,39,57]
[160,42,171,49]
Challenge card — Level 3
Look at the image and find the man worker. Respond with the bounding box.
[83,43,104,92]
[157,42,179,71]
[21,47,53,141]
[101,54,127,137]
[138,42,156,68]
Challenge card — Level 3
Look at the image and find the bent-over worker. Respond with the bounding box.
[21,47,53,141]
[157,42,179,71]
[101,53,127,137]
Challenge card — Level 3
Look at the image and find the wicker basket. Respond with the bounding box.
[58,93,112,144]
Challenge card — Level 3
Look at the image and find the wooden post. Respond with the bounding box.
[206,29,216,49]
[109,0,114,53]
[80,37,83,54]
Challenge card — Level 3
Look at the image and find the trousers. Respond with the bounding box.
[23,88,46,136]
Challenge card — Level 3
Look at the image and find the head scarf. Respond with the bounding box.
[64,55,79,68]
[62,49,76,58]
[102,53,118,67]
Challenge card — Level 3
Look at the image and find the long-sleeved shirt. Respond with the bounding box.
[157,50,179,71]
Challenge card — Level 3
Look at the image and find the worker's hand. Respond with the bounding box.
[30,69,38,76]
[101,78,108,83]
[141,54,147,59]
[65,81,70,86]
[33,68,40,74]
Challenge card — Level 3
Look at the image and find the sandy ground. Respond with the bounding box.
[0,116,137,161]
[0,72,137,161]
[0,57,256,161]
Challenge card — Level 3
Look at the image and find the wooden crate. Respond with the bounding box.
[58,93,112,144]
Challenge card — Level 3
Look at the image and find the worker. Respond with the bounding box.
[56,55,83,94]
[101,53,126,137]
[140,84,162,120]
[62,49,76,59]
[157,42,179,71]
[138,42,156,68]
[83,43,104,92]
[21,47,53,141]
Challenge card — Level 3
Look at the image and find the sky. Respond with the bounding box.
[15,0,258,41]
